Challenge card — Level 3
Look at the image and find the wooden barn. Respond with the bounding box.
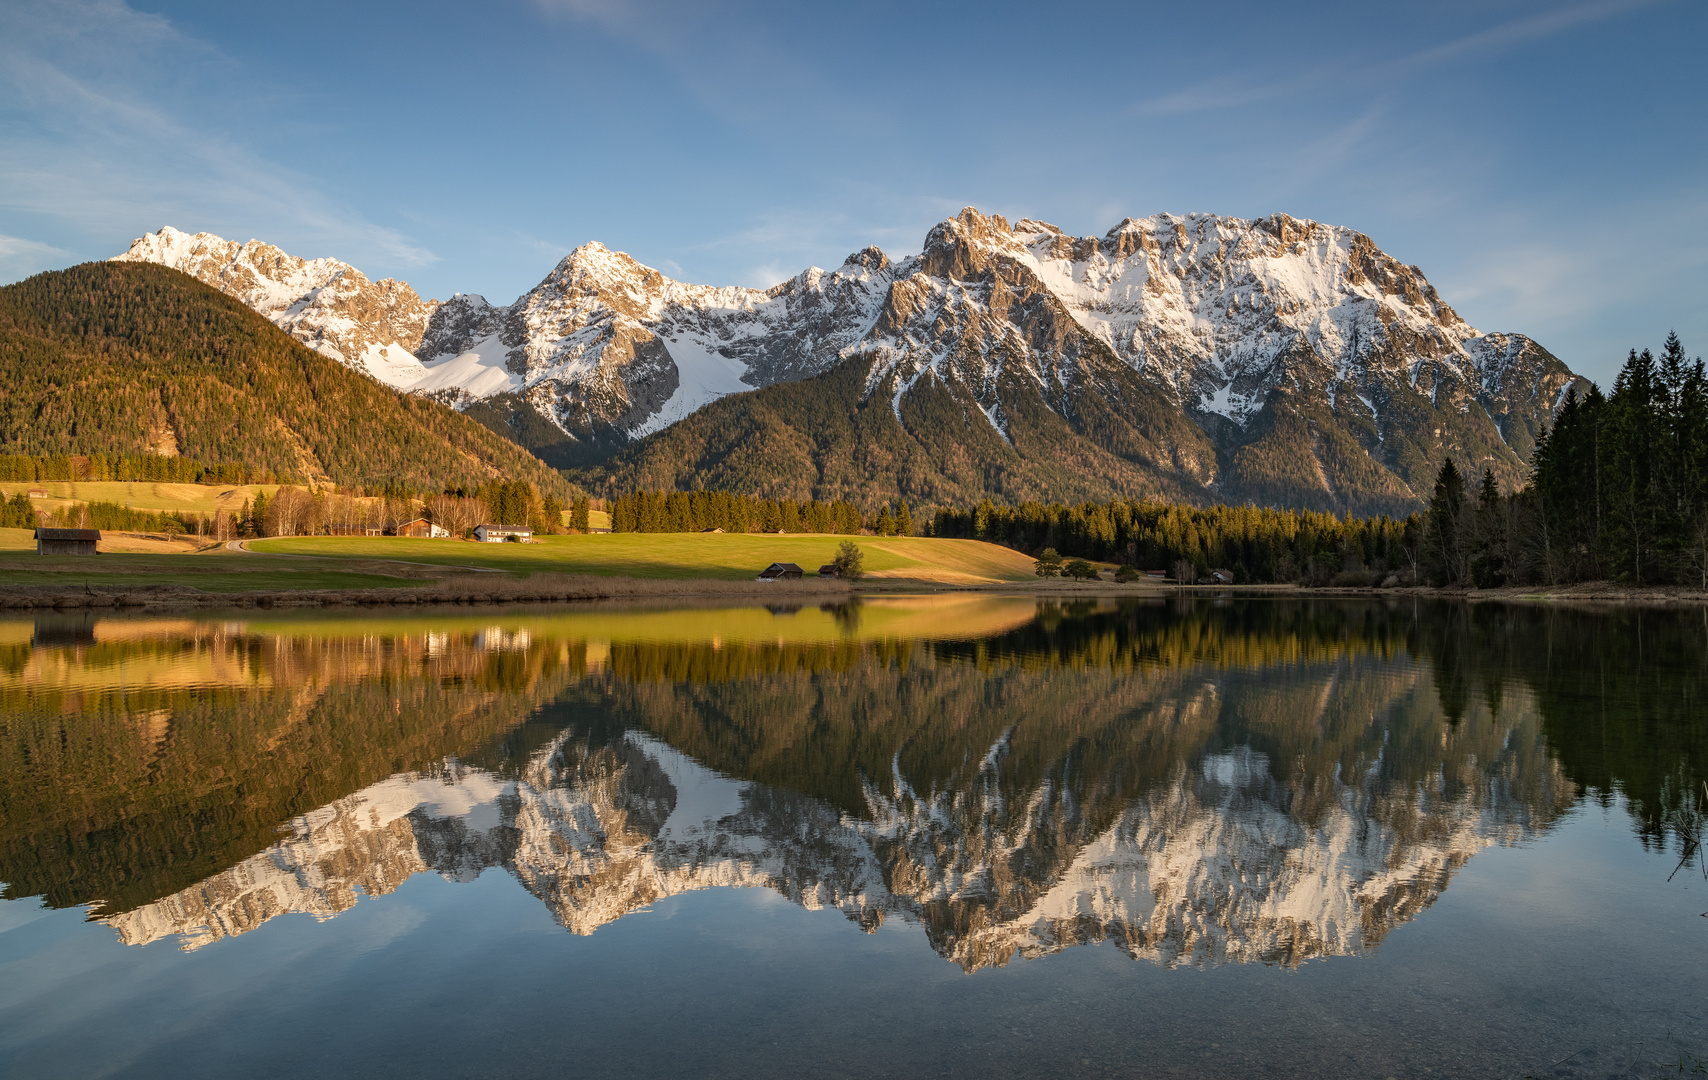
[756,562,804,581]
[818,564,838,577]
[35,528,99,555]
[392,518,449,538]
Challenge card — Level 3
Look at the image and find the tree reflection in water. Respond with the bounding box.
[0,598,1699,968]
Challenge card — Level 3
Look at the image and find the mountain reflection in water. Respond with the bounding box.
[1,598,1700,972]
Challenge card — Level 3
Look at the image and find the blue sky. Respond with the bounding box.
[1,0,1702,384]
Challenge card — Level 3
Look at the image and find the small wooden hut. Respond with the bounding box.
[756,562,804,581]
[35,528,99,555]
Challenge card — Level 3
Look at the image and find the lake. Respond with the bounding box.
[1,596,1703,1078]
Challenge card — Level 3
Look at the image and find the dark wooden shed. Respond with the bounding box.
[35,528,100,555]
[756,562,804,580]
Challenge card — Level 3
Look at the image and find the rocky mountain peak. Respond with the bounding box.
[916,206,1030,281]
[113,211,1585,509]
[839,245,891,275]
[112,226,440,390]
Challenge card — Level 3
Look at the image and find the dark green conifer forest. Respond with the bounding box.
[0,262,566,496]
[1515,333,1708,587]
[608,490,868,535]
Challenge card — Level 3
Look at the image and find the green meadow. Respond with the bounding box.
[247,533,1038,584]
[0,530,419,591]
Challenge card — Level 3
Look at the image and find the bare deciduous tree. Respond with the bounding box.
[426,493,458,534]
[265,486,315,537]
[1687,512,1708,591]
[438,496,484,538]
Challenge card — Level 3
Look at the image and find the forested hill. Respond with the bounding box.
[0,262,567,495]
[569,356,1227,511]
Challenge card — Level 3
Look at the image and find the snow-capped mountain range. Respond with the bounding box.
[115,212,1583,509]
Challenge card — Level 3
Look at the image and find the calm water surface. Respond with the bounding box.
[0,596,1703,1079]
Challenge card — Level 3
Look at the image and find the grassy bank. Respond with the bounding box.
[247,533,1038,584]
[0,535,425,596]
[0,531,1032,610]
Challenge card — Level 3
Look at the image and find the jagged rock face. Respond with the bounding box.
[116,213,1585,507]
[113,227,440,389]
[411,242,901,461]
[1002,211,1583,504]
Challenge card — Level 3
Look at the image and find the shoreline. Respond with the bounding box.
[0,573,854,612]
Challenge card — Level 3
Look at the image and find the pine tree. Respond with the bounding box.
[1470,468,1507,588]
[896,501,913,537]
[1424,458,1468,586]
[1606,349,1660,582]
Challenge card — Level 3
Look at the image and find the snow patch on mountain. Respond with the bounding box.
[411,332,523,398]
[630,336,754,437]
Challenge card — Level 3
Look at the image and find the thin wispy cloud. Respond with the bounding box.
[0,0,435,276]
[1131,0,1669,117]
[1442,183,1708,344]
[528,0,819,126]
[0,232,71,280]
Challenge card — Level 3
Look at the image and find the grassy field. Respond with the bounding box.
[2,526,236,555]
[0,481,279,516]
[0,534,421,592]
[248,533,1038,583]
[0,529,1039,599]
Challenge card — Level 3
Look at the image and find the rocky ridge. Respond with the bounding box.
[113,227,439,388]
[115,213,1585,509]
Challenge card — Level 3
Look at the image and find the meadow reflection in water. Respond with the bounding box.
[0,597,1701,972]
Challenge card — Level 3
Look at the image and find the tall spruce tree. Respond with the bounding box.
[1471,468,1507,588]
[1424,458,1469,586]
[1606,349,1659,582]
